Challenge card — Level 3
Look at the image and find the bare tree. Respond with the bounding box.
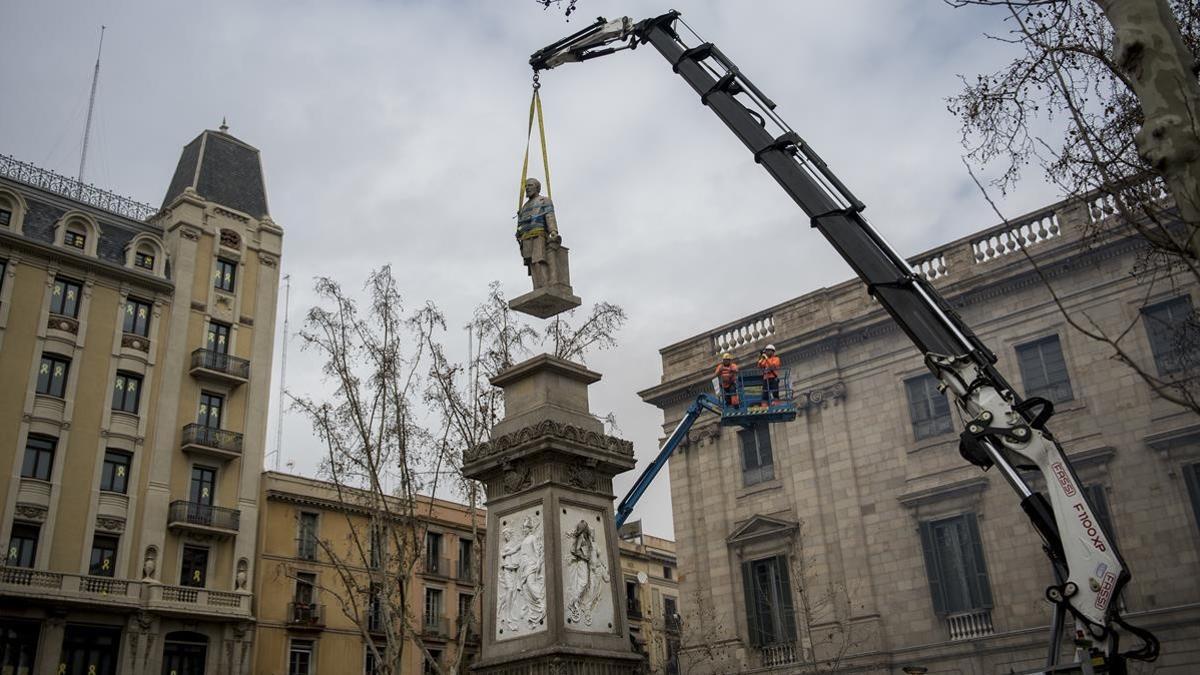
[544,302,628,362]
[289,267,479,675]
[672,586,746,675]
[950,0,1200,414]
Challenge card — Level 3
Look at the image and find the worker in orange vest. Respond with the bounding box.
[758,344,782,405]
[715,352,740,407]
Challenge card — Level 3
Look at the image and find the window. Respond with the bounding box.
[0,260,6,295]
[50,277,82,317]
[426,531,443,574]
[298,512,318,561]
[134,250,155,271]
[295,572,316,605]
[1016,336,1074,403]
[906,373,952,439]
[180,545,208,587]
[457,537,472,579]
[664,595,680,631]
[424,587,444,624]
[0,620,39,674]
[1143,296,1197,375]
[1185,463,1200,534]
[919,513,993,615]
[123,298,152,337]
[197,391,223,428]
[368,583,383,632]
[7,523,39,568]
[112,372,142,414]
[423,649,442,675]
[663,565,673,580]
[369,524,383,569]
[37,354,70,397]
[61,626,119,675]
[64,229,86,250]
[739,424,774,487]
[741,555,796,647]
[21,436,55,481]
[457,592,473,626]
[365,648,380,675]
[214,258,236,292]
[0,207,11,227]
[190,466,216,506]
[100,450,131,493]
[288,639,314,675]
[89,534,119,577]
[207,321,231,354]
[626,580,641,616]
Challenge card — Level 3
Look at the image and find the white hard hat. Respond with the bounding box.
[765,344,776,351]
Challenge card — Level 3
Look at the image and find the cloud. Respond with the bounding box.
[1,0,1064,539]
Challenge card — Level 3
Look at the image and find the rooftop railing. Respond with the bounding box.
[0,154,158,222]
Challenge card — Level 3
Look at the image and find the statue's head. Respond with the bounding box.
[522,516,536,534]
[524,178,541,199]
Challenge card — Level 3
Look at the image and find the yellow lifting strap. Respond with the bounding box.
[518,88,552,210]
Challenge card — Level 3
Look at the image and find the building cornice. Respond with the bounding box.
[0,228,174,293]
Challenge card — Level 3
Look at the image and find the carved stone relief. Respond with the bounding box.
[566,463,597,490]
[496,504,547,640]
[219,228,243,249]
[13,503,47,522]
[560,504,614,633]
[798,381,847,410]
[501,462,532,495]
[96,516,125,533]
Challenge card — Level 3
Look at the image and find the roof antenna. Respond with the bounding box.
[77,25,106,193]
[273,273,292,470]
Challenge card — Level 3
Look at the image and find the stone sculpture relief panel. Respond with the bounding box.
[560,504,614,633]
[496,503,547,641]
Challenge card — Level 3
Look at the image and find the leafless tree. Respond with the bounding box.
[950,0,1200,414]
[289,267,482,675]
[544,302,628,362]
[673,586,746,674]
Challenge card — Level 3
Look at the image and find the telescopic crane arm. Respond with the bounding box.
[532,12,1158,667]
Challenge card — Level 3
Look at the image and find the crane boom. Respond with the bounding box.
[532,11,1158,668]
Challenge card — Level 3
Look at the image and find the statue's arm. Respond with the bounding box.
[544,200,559,239]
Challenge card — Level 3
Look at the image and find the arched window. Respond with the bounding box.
[125,234,166,276]
[0,188,28,234]
[53,212,101,257]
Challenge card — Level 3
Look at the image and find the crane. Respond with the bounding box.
[531,11,1159,673]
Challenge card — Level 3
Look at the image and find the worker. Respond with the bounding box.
[715,352,739,407]
[758,344,781,404]
[516,177,560,290]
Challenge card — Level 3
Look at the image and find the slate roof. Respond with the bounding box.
[161,129,269,219]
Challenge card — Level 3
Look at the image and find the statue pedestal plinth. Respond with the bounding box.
[463,354,642,674]
[509,285,582,319]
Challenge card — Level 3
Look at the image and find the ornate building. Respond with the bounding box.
[253,471,485,675]
[0,127,283,675]
[639,192,1200,673]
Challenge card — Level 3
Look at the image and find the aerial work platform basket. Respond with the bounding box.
[714,368,798,425]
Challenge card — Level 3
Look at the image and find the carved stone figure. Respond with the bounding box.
[497,514,546,636]
[564,519,609,626]
[236,558,248,590]
[142,546,158,580]
[516,178,561,291]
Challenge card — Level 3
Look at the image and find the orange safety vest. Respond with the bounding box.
[715,362,739,388]
[758,354,781,379]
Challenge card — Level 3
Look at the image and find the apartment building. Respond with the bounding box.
[0,126,282,675]
[639,191,1200,672]
[618,522,680,675]
[254,472,485,675]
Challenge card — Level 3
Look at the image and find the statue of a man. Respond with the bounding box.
[516,178,560,290]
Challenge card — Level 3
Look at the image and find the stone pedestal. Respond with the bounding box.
[463,355,643,674]
[510,244,581,319]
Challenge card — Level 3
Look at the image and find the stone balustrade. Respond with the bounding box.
[946,608,994,641]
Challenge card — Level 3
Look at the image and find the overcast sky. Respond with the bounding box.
[0,1,1063,539]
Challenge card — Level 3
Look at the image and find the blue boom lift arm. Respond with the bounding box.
[530,11,1159,670]
[615,393,723,529]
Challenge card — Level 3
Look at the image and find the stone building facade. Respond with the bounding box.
[0,128,282,675]
[639,193,1200,673]
[253,471,485,675]
[618,522,680,675]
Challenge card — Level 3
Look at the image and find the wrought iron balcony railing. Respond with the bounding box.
[181,423,244,456]
[168,500,240,532]
[454,560,473,583]
[424,556,450,577]
[190,348,250,381]
[423,614,449,636]
[288,602,325,627]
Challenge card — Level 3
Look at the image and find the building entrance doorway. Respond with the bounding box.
[162,632,208,675]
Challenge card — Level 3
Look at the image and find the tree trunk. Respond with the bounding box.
[1096,0,1200,255]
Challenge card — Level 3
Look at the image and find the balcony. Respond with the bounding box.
[947,608,994,641]
[423,614,449,637]
[181,423,244,461]
[143,583,251,619]
[454,560,473,584]
[167,500,240,537]
[288,602,325,631]
[0,567,142,609]
[423,556,450,578]
[189,348,249,386]
[758,641,801,668]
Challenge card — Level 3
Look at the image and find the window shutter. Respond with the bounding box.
[1184,464,1200,534]
[775,555,798,642]
[741,561,762,646]
[918,521,946,615]
[964,514,993,609]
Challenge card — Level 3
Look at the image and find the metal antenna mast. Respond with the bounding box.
[78,25,106,190]
[274,274,292,470]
